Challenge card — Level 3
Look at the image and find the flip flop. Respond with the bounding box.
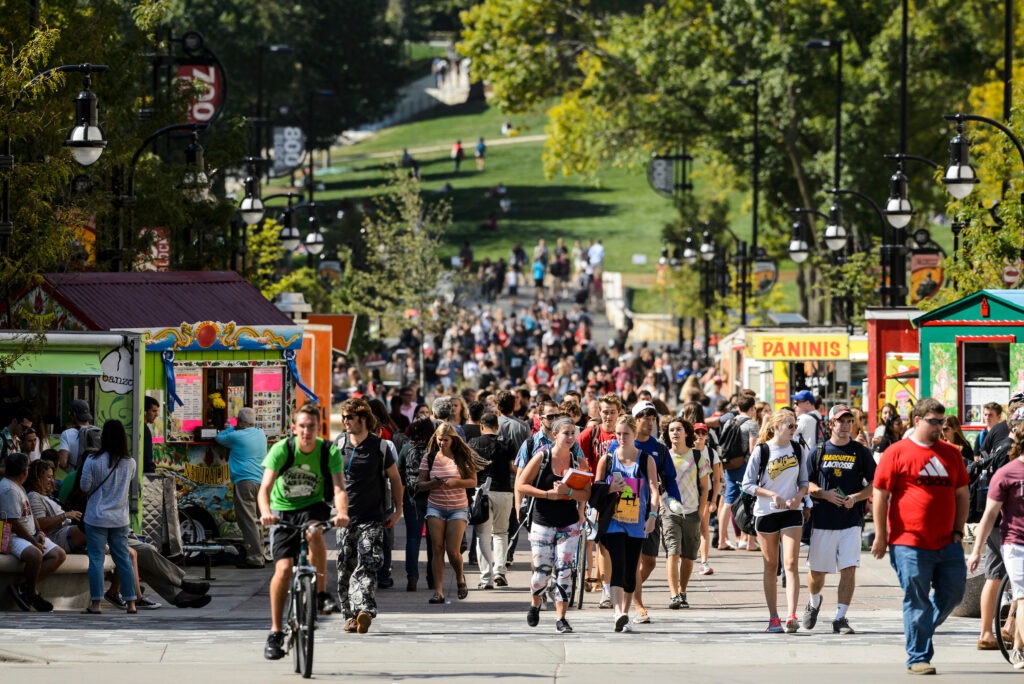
[457,583,469,600]
[428,593,445,604]
[80,607,102,614]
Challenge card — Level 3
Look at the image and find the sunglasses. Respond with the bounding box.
[694,430,708,436]
[342,414,359,421]
[542,414,560,421]
[781,423,797,429]
[922,417,944,426]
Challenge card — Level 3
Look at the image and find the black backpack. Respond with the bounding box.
[282,436,334,503]
[718,415,751,470]
[968,437,1012,523]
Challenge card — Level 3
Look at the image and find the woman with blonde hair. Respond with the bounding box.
[419,422,483,603]
[742,409,808,633]
[595,414,660,632]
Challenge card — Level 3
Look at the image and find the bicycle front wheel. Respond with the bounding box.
[296,574,316,678]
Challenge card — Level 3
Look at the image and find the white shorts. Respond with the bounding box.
[1002,543,1024,600]
[807,527,861,573]
[8,535,60,559]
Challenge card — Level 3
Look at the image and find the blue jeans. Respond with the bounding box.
[85,523,137,602]
[403,494,431,583]
[890,542,966,666]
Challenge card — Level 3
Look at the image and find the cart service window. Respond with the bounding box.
[961,342,1010,426]
[167,365,285,441]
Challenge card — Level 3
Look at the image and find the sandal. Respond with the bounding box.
[428,593,445,604]
[457,583,469,600]
[80,607,102,614]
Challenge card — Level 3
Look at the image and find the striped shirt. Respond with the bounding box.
[420,452,469,510]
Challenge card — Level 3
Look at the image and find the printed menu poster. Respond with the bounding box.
[252,367,283,436]
[170,369,203,440]
[227,385,245,426]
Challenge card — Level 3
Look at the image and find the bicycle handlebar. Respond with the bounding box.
[270,520,335,533]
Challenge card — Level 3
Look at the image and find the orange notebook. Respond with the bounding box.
[561,468,594,490]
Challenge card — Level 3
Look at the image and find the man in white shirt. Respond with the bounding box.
[792,390,822,453]
[57,399,94,470]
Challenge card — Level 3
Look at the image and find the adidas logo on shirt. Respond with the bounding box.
[916,456,952,487]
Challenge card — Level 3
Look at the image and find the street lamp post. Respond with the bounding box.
[306,88,336,205]
[699,224,749,326]
[941,112,1024,204]
[1,63,109,254]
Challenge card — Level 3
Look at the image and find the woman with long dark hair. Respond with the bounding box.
[941,415,974,465]
[81,420,138,614]
[419,422,482,603]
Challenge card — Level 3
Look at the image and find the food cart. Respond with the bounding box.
[915,289,1024,441]
[11,271,319,545]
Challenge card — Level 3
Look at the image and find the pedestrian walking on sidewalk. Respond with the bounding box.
[516,417,590,633]
[661,418,709,610]
[801,404,875,635]
[968,416,1024,669]
[871,397,968,676]
[595,415,661,633]
[742,409,808,634]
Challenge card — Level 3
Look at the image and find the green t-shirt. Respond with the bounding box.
[263,437,343,512]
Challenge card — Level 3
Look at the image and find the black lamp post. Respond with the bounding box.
[306,88,336,205]
[238,156,266,226]
[728,77,761,257]
[698,223,749,326]
[942,113,1024,205]
[254,44,292,163]
[265,192,304,252]
[120,122,210,270]
[1,63,109,254]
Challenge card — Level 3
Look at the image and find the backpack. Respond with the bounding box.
[400,442,427,498]
[75,425,102,468]
[813,414,828,448]
[718,415,751,470]
[968,437,1012,523]
[283,436,335,503]
[335,433,395,515]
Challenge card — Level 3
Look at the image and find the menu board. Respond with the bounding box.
[168,369,204,441]
[253,367,284,437]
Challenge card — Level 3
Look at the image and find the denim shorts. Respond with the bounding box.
[426,505,469,523]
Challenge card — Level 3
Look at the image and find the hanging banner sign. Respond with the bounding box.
[909,250,943,304]
[176,60,226,125]
[272,126,306,177]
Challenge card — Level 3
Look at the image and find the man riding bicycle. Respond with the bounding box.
[259,404,349,660]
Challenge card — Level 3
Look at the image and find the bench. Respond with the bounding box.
[0,553,114,611]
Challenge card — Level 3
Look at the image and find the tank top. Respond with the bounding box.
[605,449,649,538]
[532,451,580,529]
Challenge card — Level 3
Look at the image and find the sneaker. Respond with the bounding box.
[28,593,53,612]
[766,616,783,633]
[104,592,127,609]
[698,562,713,576]
[614,613,629,632]
[7,584,29,611]
[677,592,689,608]
[1011,649,1024,670]
[555,618,573,634]
[317,591,340,615]
[527,605,540,627]
[906,662,936,675]
[377,577,394,589]
[599,593,613,609]
[668,594,683,610]
[136,596,161,610]
[355,611,372,634]
[478,582,494,590]
[622,622,634,633]
[264,631,285,660]
[801,600,820,630]
[634,609,650,624]
[832,617,855,635]
[785,614,800,633]
[494,574,508,587]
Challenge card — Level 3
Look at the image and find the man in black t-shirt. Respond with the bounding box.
[801,404,876,636]
[468,412,517,587]
[334,399,403,634]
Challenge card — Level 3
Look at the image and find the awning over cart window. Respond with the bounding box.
[10,350,102,375]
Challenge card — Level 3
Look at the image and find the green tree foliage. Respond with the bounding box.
[461,0,1001,324]
[165,0,407,147]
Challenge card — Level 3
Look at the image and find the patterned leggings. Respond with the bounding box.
[528,521,580,602]
[336,521,385,618]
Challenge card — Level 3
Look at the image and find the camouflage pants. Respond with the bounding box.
[336,521,385,618]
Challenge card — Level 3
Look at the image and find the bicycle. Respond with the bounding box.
[567,505,596,610]
[274,520,333,679]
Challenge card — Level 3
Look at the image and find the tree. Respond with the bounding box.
[461,0,1000,325]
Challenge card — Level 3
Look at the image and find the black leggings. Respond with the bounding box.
[602,532,644,593]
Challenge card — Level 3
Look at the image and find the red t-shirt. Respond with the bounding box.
[989,458,1024,546]
[578,423,616,473]
[874,438,968,550]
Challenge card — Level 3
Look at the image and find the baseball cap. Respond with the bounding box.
[712,375,723,384]
[828,404,853,421]
[693,422,709,433]
[791,389,815,404]
[631,400,657,418]
[69,399,93,422]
